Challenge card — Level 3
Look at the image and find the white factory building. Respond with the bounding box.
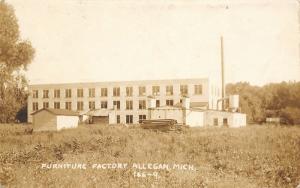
[28,78,220,123]
[27,78,246,127]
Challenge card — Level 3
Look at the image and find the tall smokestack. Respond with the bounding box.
[221,36,225,110]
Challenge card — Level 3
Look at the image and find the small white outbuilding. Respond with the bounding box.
[31,108,79,132]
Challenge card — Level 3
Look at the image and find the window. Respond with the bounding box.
[126,100,133,110]
[32,102,38,111]
[101,101,108,109]
[65,89,72,98]
[65,102,72,110]
[43,90,49,98]
[54,89,60,98]
[166,99,174,106]
[54,102,60,109]
[180,85,188,95]
[117,115,120,124]
[139,86,146,96]
[113,87,120,97]
[77,101,84,111]
[43,102,49,109]
[194,85,203,95]
[113,101,120,110]
[214,118,218,126]
[89,88,95,98]
[166,85,173,96]
[156,100,160,107]
[126,115,133,124]
[139,100,146,109]
[77,89,84,98]
[223,118,228,126]
[139,115,146,121]
[89,101,95,110]
[101,88,107,97]
[152,86,160,96]
[33,90,38,98]
[126,87,133,97]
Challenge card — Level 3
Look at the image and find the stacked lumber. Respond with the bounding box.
[139,119,180,131]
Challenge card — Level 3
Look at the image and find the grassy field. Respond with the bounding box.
[0,124,299,188]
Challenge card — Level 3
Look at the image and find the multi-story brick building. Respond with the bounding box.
[27,78,222,124]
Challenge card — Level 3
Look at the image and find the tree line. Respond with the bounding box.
[226,81,300,125]
[0,1,35,123]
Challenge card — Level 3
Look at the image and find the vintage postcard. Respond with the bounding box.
[0,0,299,187]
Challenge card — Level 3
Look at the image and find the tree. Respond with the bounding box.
[226,82,265,123]
[0,1,35,123]
[227,81,300,125]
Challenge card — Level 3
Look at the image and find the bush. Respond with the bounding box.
[280,107,300,125]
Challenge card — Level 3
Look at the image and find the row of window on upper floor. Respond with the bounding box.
[32,99,174,111]
[31,85,203,99]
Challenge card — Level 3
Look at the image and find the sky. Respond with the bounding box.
[6,0,300,86]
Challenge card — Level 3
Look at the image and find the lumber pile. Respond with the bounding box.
[139,119,181,132]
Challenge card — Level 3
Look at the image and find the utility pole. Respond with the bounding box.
[220,36,225,110]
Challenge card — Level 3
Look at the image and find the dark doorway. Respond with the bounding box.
[223,118,228,127]
[92,116,109,124]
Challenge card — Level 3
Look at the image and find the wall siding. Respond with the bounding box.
[33,111,57,131]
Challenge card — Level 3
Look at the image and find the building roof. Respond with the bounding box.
[28,78,209,88]
[190,102,208,108]
[31,108,79,116]
[85,109,111,116]
[149,105,184,110]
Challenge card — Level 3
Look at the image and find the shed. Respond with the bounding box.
[85,109,110,124]
[31,108,79,131]
[79,110,90,123]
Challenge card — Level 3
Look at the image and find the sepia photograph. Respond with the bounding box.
[0,0,299,187]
